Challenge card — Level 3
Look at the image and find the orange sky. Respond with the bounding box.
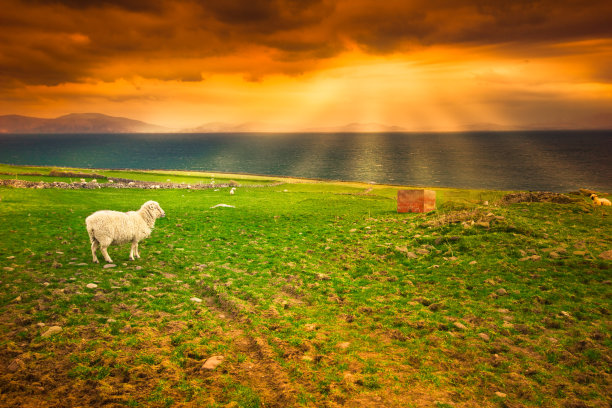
[1,0,611,131]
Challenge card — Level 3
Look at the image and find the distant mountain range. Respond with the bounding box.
[185,122,409,133]
[302,122,408,132]
[1,113,611,133]
[181,122,268,133]
[0,114,411,133]
[0,113,169,133]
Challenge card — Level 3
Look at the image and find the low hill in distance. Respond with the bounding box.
[3,113,612,134]
[181,121,267,133]
[302,122,408,132]
[0,113,169,133]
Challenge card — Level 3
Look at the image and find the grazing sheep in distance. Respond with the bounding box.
[86,201,166,264]
[590,194,611,206]
[230,187,236,195]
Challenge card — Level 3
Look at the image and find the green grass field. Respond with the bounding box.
[0,165,610,407]
[0,163,282,186]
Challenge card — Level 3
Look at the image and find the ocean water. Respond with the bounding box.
[0,131,610,192]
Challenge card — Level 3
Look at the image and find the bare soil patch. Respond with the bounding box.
[500,191,580,204]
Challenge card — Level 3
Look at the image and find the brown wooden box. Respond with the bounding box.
[397,189,436,213]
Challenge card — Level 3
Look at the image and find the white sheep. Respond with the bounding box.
[590,194,611,206]
[86,201,166,263]
[230,187,236,195]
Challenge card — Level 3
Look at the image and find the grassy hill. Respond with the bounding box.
[0,165,610,407]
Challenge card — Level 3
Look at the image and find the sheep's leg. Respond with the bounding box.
[97,238,113,263]
[91,240,100,263]
[100,245,113,263]
[134,241,141,259]
[129,241,138,261]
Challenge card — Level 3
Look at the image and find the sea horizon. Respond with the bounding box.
[1,130,610,192]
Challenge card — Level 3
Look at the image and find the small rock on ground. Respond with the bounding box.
[453,322,467,330]
[202,355,224,370]
[396,246,418,258]
[86,283,98,289]
[8,358,25,372]
[190,297,202,303]
[599,250,612,260]
[519,255,541,261]
[428,303,442,312]
[103,264,116,269]
[478,333,490,341]
[41,326,62,338]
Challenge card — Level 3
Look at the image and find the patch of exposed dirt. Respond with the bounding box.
[235,336,297,407]
[0,338,105,407]
[201,290,301,407]
[500,191,580,204]
[424,210,505,228]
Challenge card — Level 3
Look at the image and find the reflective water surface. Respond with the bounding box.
[0,131,610,191]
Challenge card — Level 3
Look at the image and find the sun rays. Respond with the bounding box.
[1,0,611,130]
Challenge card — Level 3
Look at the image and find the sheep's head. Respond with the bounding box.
[589,194,598,200]
[142,200,166,219]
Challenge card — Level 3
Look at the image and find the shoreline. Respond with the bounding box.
[1,162,610,195]
[1,162,515,193]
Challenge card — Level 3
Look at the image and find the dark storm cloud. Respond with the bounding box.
[340,0,612,52]
[470,0,612,42]
[22,0,167,12]
[2,0,611,87]
[203,0,331,29]
[204,0,283,25]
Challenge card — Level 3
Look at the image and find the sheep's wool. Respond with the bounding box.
[86,200,165,263]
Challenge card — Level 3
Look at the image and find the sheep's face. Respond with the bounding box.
[590,194,597,201]
[143,201,166,218]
